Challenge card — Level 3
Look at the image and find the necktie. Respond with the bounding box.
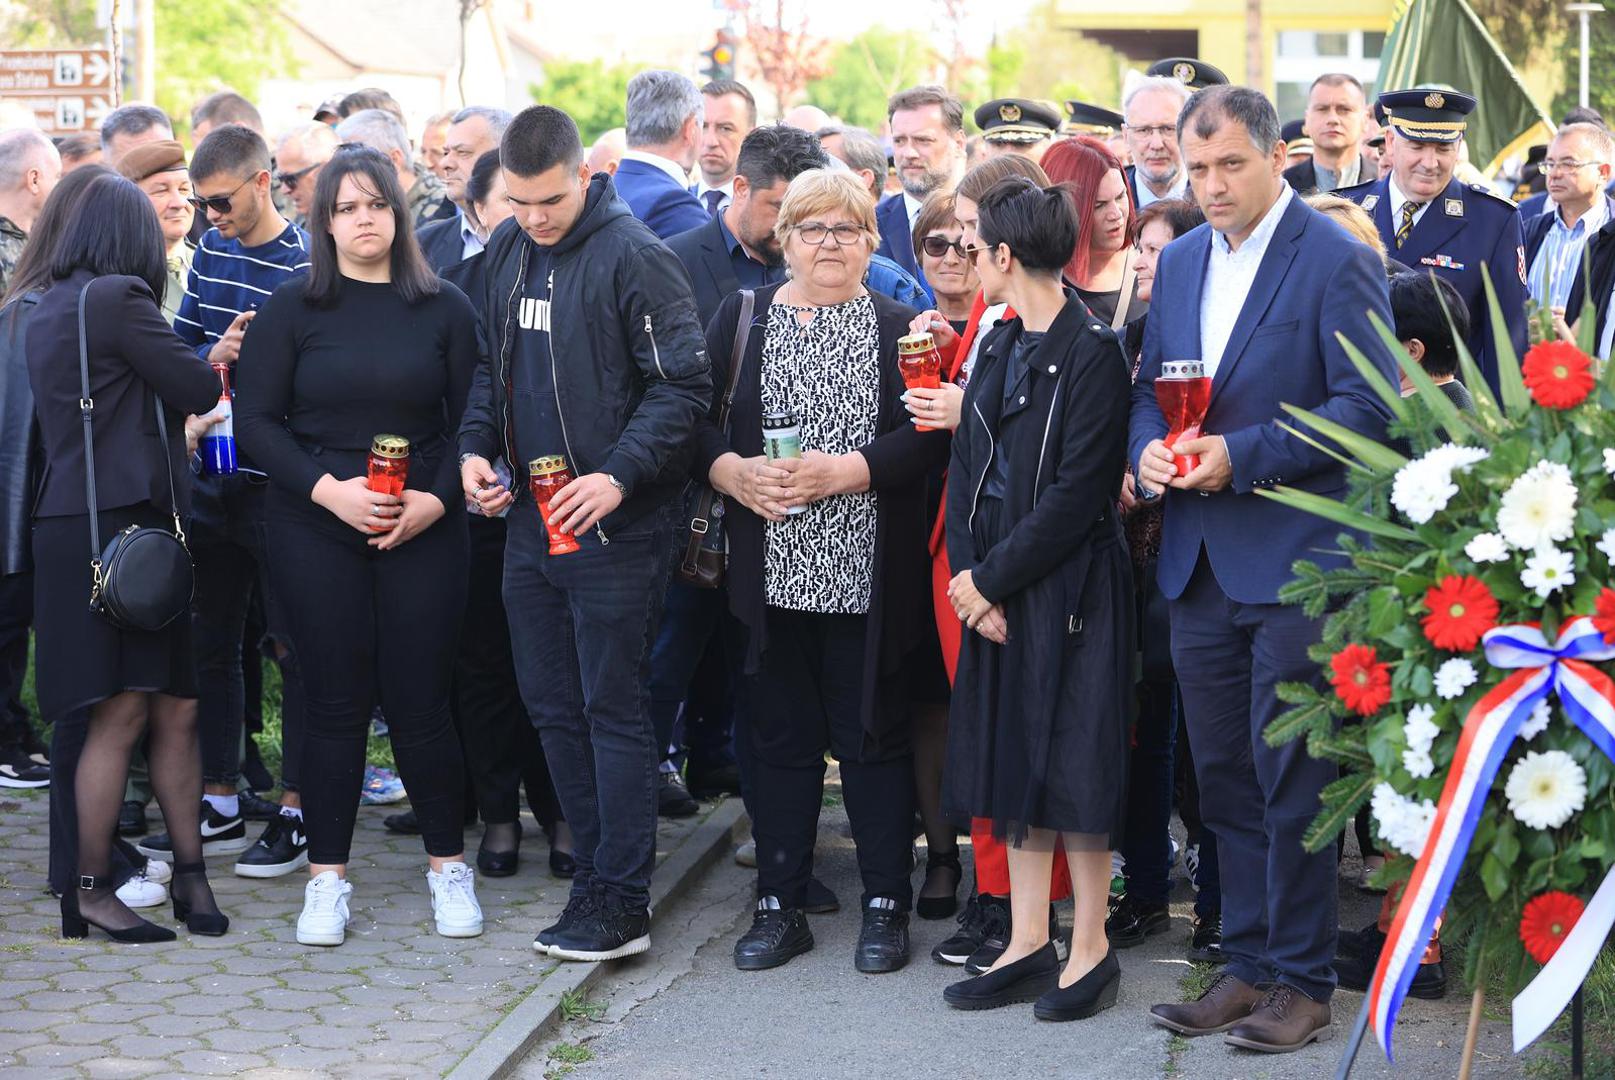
[1396,201,1423,249]
[703,190,724,218]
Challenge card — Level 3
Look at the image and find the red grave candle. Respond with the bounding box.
[897,332,944,431]
[529,455,581,555]
[366,435,409,531]
[1154,361,1212,478]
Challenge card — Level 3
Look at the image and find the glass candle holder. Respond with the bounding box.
[1155,361,1212,478]
[897,331,943,432]
[367,435,409,530]
[529,455,581,554]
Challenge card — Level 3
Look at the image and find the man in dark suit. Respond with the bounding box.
[1338,89,1528,395]
[416,214,465,274]
[1283,74,1375,194]
[1522,122,1614,313]
[1120,77,1192,211]
[613,70,708,240]
[877,85,967,299]
[1131,86,1396,1055]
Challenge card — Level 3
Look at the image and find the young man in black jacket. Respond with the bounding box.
[458,106,711,961]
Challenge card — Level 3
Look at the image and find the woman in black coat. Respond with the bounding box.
[940,177,1133,1020]
[693,170,949,976]
[25,173,225,942]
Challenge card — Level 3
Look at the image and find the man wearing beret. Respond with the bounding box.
[116,140,195,324]
[975,98,1060,164]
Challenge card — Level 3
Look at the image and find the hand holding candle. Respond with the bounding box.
[1154,361,1211,476]
[200,362,238,475]
[897,332,944,431]
[529,455,581,554]
[366,435,409,531]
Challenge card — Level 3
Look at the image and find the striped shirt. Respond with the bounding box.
[1529,200,1609,311]
[173,222,310,358]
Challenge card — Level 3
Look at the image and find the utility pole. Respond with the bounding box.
[137,0,155,103]
[1569,4,1604,108]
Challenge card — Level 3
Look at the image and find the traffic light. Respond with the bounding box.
[701,30,737,82]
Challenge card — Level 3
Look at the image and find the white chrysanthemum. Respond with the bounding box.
[1425,444,1490,473]
[1497,461,1578,551]
[1504,750,1587,830]
[1390,444,1489,524]
[1518,700,1552,741]
[1434,657,1478,700]
[1372,783,1438,858]
[1521,546,1577,599]
[1604,448,1615,478]
[1403,746,1435,779]
[1465,533,1511,563]
[1599,530,1615,563]
[1404,704,1440,752]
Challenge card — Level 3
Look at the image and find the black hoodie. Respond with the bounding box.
[458,173,711,538]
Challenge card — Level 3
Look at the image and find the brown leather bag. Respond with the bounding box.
[676,289,755,588]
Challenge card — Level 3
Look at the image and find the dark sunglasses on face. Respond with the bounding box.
[188,173,257,215]
[274,162,320,191]
[921,235,970,259]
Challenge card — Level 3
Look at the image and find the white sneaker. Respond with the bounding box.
[143,858,172,886]
[427,862,483,938]
[734,840,757,868]
[297,871,353,946]
[115,870,168,909]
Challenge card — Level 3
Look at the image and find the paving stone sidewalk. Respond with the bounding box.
[0,786,728,1079]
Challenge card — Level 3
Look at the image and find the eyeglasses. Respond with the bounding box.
[273,162,321,192]
[794,222,865,246]
[1125,124,1177,140]
[1538,159,1601,174]
[920,235,970,259]
[187,173,257,215]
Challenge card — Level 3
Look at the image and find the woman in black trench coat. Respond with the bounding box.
[940,177,1133,1020]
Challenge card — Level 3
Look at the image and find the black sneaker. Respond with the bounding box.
[237,789,282,822]
[962,894,1013,973]
[117,800,148,837]
[547,890,652,962]
[1106,895,1172,947]
[234,812,309,878]
[136,800,250,859]
[0,747,50,789]
[967,903,1066,975]
[657,771,699,818]
[533,888,601,954]
[1188,911,1225,964]
[734,897,814,971]
[933,893,997,965]
[855,898,910,973]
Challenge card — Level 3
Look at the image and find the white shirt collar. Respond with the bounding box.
[903,191,924,225]
[695,177,735,199]
[1387,175,1439,228]
[1134,171,1188,211]
[622,149,691,188]
[1211,183,1293,257]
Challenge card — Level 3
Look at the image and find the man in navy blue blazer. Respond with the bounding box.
[1130,86,1396,1055]
[613,70,709,240]
[875,86,967,301]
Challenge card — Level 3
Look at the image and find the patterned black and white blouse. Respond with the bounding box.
[760,293,881,615]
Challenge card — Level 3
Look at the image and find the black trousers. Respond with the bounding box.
[746,607,914,910]
[0,571,36,751]
[455,515,561,829]
[267,488,469,864]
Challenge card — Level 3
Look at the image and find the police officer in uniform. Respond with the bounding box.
[974,98,1062,164]
[1338,89,1527,394]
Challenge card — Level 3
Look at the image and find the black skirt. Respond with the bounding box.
[31,504,198,719]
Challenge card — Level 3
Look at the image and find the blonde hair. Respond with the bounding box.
[773,168,878,252]
[1306,193,1386,258]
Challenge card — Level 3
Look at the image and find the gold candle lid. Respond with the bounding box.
[371,434,409,459]
[897,332,936,355]
[529,454,569,477]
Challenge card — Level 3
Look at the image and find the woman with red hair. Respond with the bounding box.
[1041,137,1146,327]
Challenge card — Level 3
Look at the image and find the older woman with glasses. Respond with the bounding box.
[694,169,949,975]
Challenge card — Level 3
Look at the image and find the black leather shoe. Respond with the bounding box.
[686,762,742,800]
[117,801,147,837]
[734,899,814,971]
[803,876,839,915]
[855,900,909,973]
[943,942,1060,1009]
[478,846,519,877]
[916,850,962,920]
[1106,895,1171,947]
[657,772,699,818]
[1336,949,1446,999]
[384,809,420,834]
[1337,920,1385,961]
[549,849,576,878]
[1034,949,1121,1021]
[1188,911,1225,964]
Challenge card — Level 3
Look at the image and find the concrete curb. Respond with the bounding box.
[447,797,749,1080]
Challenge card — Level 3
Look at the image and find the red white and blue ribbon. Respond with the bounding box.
[1368,617,1615,1060]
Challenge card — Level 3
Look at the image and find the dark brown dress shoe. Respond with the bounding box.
[1149,972,1265,1035]
[1223,984,1332,1053]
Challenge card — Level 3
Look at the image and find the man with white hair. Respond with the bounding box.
[273,122,338,224]
[0,128,62,293]
[613,70,707,238]
[1121,75,1193,210]
[335,108,451,226]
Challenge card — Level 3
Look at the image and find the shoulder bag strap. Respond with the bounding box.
[1110,256,1138,332]
[76,283,102,577]
[714,289,755,436]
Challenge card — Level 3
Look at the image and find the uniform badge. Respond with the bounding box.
[1000,103,1021,123]
[1444,198,1464,217]
[1518,245,1527,286]
[1425,91,1446,109]
[1362,194,1379,212]
[1173,61,1196,84]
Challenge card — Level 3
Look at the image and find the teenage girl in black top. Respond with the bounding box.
[235,146,481,947]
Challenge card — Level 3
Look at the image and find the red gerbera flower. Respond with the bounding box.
[1330,644,1392,717]
[1521,341,1595,410]
[1595,587,1615,645]
[1519,890,1585,964]
[1420,575,1499,652]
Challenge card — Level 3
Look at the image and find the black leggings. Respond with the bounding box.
[267,494,469,865]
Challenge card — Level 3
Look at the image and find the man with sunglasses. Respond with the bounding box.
[273,123,338,225]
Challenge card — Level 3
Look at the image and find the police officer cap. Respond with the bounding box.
[1145,57,1229,90]
[975,98,1062,143]
[1377,87,1477,144]
[1062,100,1125,136]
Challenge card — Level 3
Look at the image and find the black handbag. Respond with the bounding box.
[76,282,194,632]
[676,289,755,588]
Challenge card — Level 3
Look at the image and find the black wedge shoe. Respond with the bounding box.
[916,849,962,920]
[170,862,230,936]
[1034,948,1121,1022]
[61,876,176,943]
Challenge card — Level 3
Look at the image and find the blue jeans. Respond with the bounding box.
[503,504,674,908]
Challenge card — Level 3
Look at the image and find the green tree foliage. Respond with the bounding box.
[806,28,936,132]
[983,0,1119,120]
[529,59,635,145]
[1551,15,1615,122]
[152,0,295,135]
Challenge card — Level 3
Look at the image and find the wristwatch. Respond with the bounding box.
[605,474,628,498]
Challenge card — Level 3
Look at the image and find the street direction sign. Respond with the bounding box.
[0,48,115,133]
